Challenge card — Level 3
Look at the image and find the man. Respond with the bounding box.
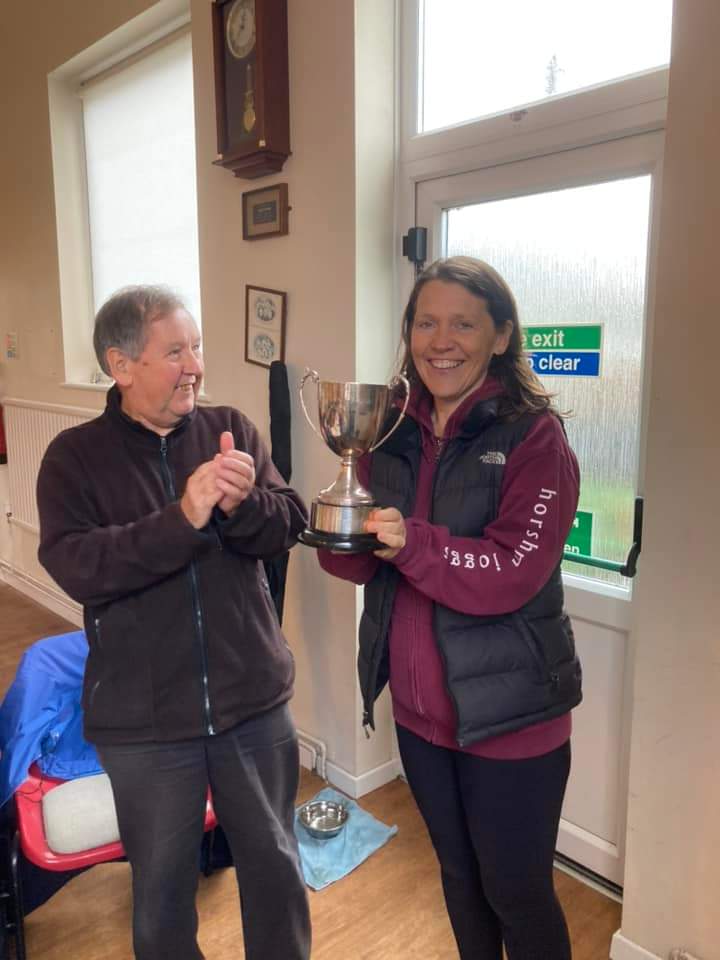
[36,286,311,960]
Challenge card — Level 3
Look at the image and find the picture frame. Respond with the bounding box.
[245,285,287,368]
[242,183,289,240]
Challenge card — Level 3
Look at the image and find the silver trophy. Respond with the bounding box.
[298,369,410,552]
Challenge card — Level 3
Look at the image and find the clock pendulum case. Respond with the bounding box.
[212,0,291,179]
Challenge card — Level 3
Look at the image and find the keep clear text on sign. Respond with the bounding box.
[523,324,602,377]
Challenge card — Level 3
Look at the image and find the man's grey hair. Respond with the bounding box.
[93,285,189,376]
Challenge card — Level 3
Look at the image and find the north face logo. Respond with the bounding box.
[478,451,506,465]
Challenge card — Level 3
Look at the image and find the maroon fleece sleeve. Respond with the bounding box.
[389,415,579,615]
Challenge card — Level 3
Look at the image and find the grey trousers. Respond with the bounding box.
[98,703,311,960]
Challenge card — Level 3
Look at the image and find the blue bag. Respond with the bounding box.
[0,631,102,806]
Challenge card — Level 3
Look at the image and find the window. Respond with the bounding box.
[418,0,673,134]
[82,32,201,326]
[49,10,200,386]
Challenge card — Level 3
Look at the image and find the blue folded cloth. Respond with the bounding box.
[294,786,398,891]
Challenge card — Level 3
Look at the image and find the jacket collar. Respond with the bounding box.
[381,376,504,456]
[105,384,195,446]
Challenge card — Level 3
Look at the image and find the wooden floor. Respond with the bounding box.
[0,584,620,959]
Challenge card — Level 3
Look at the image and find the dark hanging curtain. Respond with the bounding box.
[263,361,292,625]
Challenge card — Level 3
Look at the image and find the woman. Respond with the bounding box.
[319,256,581,959]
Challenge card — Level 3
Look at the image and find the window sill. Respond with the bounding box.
[61,381,111,393]
[61,381,212,402]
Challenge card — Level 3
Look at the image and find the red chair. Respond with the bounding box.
[6,764,217,959]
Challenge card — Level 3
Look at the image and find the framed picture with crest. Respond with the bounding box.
[245,285,286,368]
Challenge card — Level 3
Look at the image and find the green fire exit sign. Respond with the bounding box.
[565,510,593,557]
[522,325,602,351]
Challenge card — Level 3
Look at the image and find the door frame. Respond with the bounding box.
[404,131,664,885]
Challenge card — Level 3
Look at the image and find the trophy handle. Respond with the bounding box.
[299,368,324,441]
[368,374,411,453]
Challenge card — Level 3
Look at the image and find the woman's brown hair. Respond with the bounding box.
[398,256,559,420]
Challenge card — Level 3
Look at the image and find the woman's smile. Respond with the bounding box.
[426,358,464,369]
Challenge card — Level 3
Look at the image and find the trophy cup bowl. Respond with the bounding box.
[298,370,410,553]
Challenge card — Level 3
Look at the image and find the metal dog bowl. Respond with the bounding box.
[298,800,349,840]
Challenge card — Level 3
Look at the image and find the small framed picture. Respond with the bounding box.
[245,285,287,368]
[242,183,289,241]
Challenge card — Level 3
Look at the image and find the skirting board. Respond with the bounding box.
[557,815,623,887]
[325,757,400,799]
[0,561,82,627]
[610,931,662,960]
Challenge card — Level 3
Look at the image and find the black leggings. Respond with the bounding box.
[397,725,572,960]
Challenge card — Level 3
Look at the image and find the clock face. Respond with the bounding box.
[226,0,256,60]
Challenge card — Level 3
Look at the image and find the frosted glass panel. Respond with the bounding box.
[446,176,651,585]
[420,0,672,133]
[83,33,201,325]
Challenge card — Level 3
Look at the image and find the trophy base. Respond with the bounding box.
[297,529,381,554]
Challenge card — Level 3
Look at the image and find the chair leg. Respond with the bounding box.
[0,816,16,960]
[9,832,26,960]
[0,886,10,960]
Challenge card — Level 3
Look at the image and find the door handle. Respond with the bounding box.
[563,496,643,579]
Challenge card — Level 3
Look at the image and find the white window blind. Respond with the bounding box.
[81,30,201,324]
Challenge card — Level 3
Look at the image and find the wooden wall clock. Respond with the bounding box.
[212,0,291,179]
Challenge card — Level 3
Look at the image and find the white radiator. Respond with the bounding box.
[3,398,95,532]
[669,951,702,960]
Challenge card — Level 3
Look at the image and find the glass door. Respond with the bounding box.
[415,131,663,884]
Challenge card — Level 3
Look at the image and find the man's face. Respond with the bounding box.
[119,309,203,435]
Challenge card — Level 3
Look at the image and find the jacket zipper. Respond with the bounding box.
[410,642,425,716]
[363,450,419,737]
[362,568,396,738]
[88,616,102,708]
[408,596,425,716]
[160,436,215,735]
[429,441,464,743]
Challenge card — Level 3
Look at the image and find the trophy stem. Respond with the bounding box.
[318,454,374,506]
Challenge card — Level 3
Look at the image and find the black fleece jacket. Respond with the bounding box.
[36,386,308,745]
